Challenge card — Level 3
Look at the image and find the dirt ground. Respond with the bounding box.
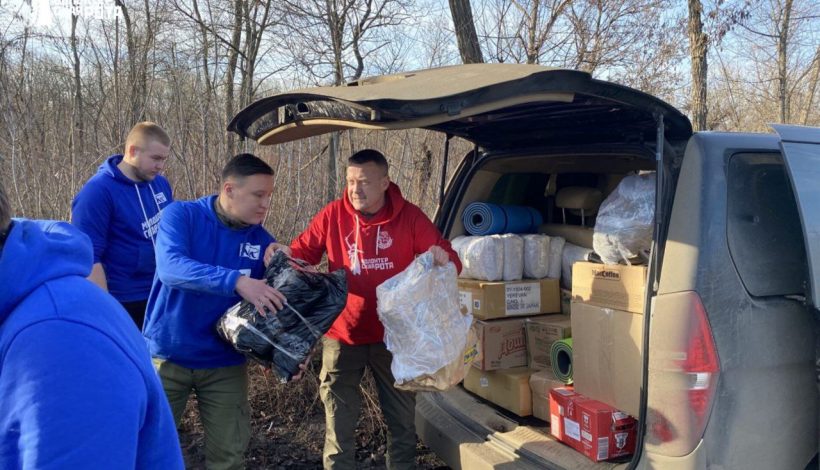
[179,358,449,469]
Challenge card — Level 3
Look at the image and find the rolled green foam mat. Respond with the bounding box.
[551,337,573,384]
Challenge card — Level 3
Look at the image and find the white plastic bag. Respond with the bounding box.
[493,234,523,281]
[562,242,593,289]
[376,252,473,391]
[451,235,504,281]
[593,173,655,264]
[397,325,478,392]
[548,236,566,279]
[522,234,551,279]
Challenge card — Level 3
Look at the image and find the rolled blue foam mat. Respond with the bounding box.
[462,202,543,235]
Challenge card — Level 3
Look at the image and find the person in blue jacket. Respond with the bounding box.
[0,180,184,469]
[144,153,286,470]
[72,122,173,328]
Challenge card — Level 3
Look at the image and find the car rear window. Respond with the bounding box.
[727,152,807,297]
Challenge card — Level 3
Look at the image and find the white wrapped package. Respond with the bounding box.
[451,235,504,281]
[548,236,566,279]
[593,173,656,265]
[376,252,473,391]
[522,234,550,279]
[493,234,523,281]
[396,325,477,392]
[562,242,593,288]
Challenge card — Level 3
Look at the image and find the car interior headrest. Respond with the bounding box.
[555,187,603,211]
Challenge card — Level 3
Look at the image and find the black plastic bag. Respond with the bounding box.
[218,251,347,382]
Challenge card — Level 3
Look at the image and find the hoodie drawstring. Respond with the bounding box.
[376,225,381,256]
[135,184,159,249]
[349,215,363,275]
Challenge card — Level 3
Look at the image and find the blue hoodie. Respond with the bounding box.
[143,196,274,369]
[72,154,173,302]
[0,219,183,469]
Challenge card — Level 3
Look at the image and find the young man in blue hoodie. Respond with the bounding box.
[0,180,184,468]
[72,122,174,328]
[144,153,286,470]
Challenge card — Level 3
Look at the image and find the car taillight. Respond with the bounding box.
[646,291,720,457]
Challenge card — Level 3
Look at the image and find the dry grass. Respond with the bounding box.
[178,349,448,469]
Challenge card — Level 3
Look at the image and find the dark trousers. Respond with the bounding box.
[120,299,148,330]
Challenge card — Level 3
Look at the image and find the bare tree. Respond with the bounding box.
[776,0,794,122]
[688,0,708,130]
[801,45,820,124]
[449,0,484,63]
[279,0,411,201]
[70,12,84,195]
[516,0,571,64]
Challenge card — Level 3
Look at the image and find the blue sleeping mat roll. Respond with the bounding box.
[462,202,543,235]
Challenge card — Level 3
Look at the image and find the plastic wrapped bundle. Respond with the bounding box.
[218,251,347,382]
[593,173,656,264]
[451,235,504,281]
[547,236,565,279]
[522,234,550,279]
[399,326,478,392]
[493,234,524,281]
[377,252,473,391]
[562,242,593,289]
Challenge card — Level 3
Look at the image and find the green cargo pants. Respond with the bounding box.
[319,337,417,470]
[152,358,250,470]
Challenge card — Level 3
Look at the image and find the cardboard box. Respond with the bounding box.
[458,278,560,320]
[549,387,581,444]
[571,262,647,313]
[470,318,527,371]
[525,315,572,370]
[464,367,533,416]
[575,398,636,461]
[549,388,637,462]
[529,369,567,422]
[571,301,643,417]
[560,288,572,315]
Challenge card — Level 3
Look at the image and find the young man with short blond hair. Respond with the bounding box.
[72,121,174,328]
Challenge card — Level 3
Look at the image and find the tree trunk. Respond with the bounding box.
[526,0,539,64]
[115,1,139,123]
[448,0,483,64]
[70,13,83,196]
[225,0,243,155]
[687,0,708,131]
[801,46,820,125]
[777,0,793,123]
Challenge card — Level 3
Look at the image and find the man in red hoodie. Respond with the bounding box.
[267,149,461,469]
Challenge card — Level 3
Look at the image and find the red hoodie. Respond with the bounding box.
[290,183,462,345]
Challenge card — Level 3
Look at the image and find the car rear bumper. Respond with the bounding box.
[415,387,627,470]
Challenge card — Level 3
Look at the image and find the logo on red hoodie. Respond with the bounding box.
[376,230,393,251]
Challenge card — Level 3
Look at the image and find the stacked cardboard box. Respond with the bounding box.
[529,369,566,421]
[470,318,528,371]
[458,276,562,417]
[524,315,571,370]
[570,261,647,418]
[549,387,637,462]
[458,278,561,320]
[464,367,534,416]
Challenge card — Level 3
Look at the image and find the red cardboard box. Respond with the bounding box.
[549,388,637,462]
[575,398,636,462]
[549,387,581,445]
